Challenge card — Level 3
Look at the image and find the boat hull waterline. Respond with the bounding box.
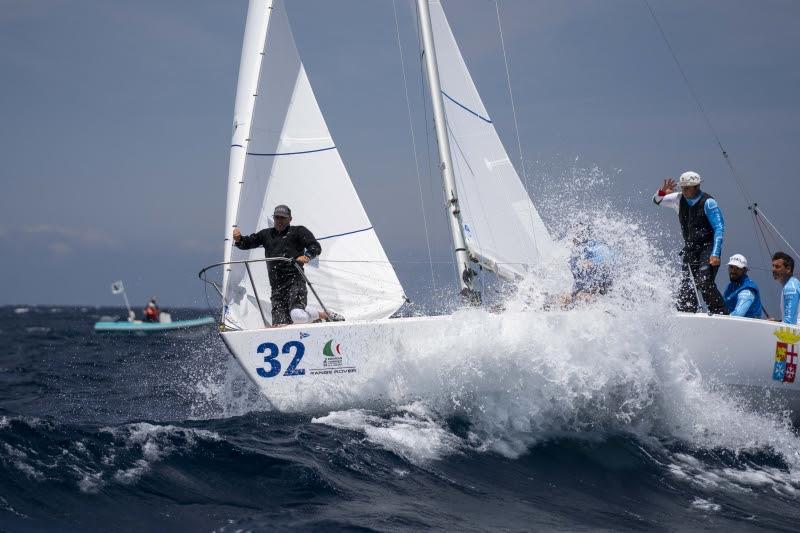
[220,313,800,412]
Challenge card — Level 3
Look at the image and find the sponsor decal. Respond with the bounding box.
[772,327,800,384]
[322,339,344,368]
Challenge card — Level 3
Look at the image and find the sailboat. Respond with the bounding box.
[200,0,800,412]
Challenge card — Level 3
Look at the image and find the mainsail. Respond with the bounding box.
[222,0,405,330]
[429,0,554,280]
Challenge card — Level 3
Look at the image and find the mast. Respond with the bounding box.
[221,0,272,316]
[416,0,479,302]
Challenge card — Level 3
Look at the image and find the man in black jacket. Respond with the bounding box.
[233,204,340,325]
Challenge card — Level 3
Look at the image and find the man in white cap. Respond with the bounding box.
[653,171,727,314]
[722,254,763,318]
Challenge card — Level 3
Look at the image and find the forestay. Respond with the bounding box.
[429,0,554,280]
[222,0,405,330]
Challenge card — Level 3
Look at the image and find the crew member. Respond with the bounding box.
[233,204,343,326]
[653,171,727,314]
[565,223,614,305]
[722,254,762,318]
[771,251,800,324]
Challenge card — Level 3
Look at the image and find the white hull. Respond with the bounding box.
[220,312,800,413]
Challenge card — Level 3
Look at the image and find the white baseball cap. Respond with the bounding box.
[727,254,748,269]
[679,171,703,187]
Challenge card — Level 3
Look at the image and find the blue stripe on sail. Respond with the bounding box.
[246,146,336,157]
[441,91,492,123]
[318,226,373,241]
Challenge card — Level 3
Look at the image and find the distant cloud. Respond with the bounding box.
[20,225,119,250]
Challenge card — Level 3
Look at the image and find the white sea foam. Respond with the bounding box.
[691,497,721,512]
[190,353,272,419]
[307,204,800,494]
[313,402,462,463]
[91,422,221,489]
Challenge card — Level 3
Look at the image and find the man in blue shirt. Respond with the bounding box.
[653,171,727,314]
[722,254,763,318]
[564,223,615,306]
[771,251,800,324]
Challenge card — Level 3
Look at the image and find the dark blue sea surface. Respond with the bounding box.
[1,305,799,532]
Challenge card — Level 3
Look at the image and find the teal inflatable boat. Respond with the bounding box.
[94,316,216,332]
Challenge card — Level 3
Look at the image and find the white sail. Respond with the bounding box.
[429,0,554,280]
[222,0,405,330]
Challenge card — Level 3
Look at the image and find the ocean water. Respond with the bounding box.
[0,206,800,532]
[2,207,799,531]
[2,297,800,532]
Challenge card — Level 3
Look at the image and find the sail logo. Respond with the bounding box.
[323,339,343,368]
[772,327,800,383]
[299,332,310,339]
[307,339,355,375]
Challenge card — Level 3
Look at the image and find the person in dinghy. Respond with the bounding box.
[233,204,344,326]
[143,297,160,322]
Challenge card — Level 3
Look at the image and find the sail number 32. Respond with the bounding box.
[255,341,305,378]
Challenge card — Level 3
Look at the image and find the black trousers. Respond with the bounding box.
[270,275,308,325]
[677,244,727,314]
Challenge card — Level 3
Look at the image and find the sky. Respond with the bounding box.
[1,0,798,312]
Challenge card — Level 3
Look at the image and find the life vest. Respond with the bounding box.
[723,275,762,318]
[678,192,714,249]
[144,305,158,321]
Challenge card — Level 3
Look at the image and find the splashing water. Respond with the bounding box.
[212,163,800,495]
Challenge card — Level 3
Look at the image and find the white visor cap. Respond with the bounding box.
[679,171,703,187]
[727,254,748,269]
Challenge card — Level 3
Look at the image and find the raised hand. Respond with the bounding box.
[661,178,676,194]
[233,228,241,242]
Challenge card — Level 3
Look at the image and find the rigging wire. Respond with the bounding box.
[393,0,437,292]
[750,207,773,259]
[644,0,798,260]
[643,0,753,207]
[753,205,800,259]
[494,0,539,255]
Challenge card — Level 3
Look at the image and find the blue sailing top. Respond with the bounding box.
[685,194,724,258]
[723,275,762,318]
[780,276,800,324]
[570,239,614,292]
[653,191,724,257]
